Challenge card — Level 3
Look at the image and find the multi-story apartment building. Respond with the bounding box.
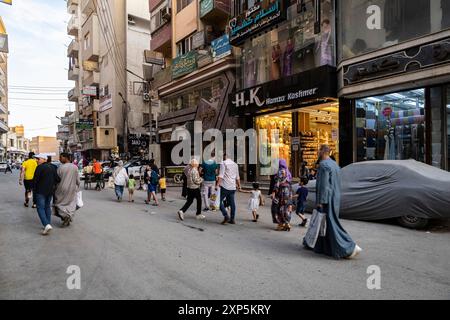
[6,126,30,162]
[0,17,9,162]
[30,136,59,158]
[148,0,239,168]
[67,0,151,161]
[57,111,75,154]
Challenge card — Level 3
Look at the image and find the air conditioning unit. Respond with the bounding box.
[161,7,172,22]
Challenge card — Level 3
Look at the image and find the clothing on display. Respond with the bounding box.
[271,45,282,81]
[283,39,295,77]
[245,52,257,88]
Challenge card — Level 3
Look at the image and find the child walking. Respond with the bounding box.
[241,183,265,222]
[294,178,309,227]
[128,174,136,203]
[159,170,167,201]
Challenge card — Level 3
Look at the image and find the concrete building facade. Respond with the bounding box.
[29,136,59,158]
[0,17,9,162]
[67,0,151,161]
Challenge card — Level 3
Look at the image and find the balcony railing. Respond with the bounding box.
[67,0,79,14]
[68,87,79,102]
[0,101,7,115]
[68,66,80,81]
[67,39,79,57]
[67,16,79,37]
[152,65,172,89]
[0,119,8,133]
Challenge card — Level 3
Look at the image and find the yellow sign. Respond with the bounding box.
[0,0,12,5]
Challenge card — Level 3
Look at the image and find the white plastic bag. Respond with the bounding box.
[76,191,84,210]
[209,188,221,211]
[108,177,114,189]
[303,209,326,249]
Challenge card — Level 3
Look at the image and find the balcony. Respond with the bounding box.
[152,65,172,89]
[82,14,100,62]
[68,86,79,102]
[151,22,171,54]
[0,119,8,133]
[0,101,7,115]
[200,0,230,22]
[67,39,79,57]
[67,16,79,37]
[0,52,5,63]
[0,84,5,97]
[68,66,80,81]
[67,0,79,14]
[83,70,100,86]
[81,0,96,15]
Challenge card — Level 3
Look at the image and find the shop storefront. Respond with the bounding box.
[230,65,339,181]
[337,0,450,172]
[229,0,339,181]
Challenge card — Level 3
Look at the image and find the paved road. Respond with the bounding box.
[0,172,449,300]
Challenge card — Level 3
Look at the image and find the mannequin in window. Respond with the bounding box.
[245,50,257,88]
[271,44,282,80]
[283,38,294,77]
[315,19,333,66]
[257,42,267,84]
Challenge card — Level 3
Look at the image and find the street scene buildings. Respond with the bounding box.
[0,0,449,301]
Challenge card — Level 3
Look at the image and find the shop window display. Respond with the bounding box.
[237,0,335,90]
[256,113,292,176]
[356,90,426,162]
[339,0,450,61]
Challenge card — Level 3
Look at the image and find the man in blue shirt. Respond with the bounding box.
[200,155,219,212]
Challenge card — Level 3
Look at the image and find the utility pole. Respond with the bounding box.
[118,92,129,157]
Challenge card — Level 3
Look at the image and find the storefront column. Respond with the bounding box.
[428,86,447,169]
[246,116,256,182]
[292,112,299,178]
[339,98,355,167]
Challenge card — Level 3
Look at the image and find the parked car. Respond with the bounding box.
[124,159,152,178]
[293,160,450,229]
[0,162,7,173]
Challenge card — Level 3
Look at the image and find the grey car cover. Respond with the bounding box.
[340,160,450,220]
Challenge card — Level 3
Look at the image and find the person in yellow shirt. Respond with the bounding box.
[159,170,167,201]
[19,152,38,208]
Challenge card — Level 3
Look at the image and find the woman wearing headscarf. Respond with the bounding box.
[113,161,128,202]
[271,159,294,231]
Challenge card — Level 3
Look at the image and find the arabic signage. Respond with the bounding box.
[99,94,112,112]
[82,86,97,97]
[172,51,198,79]
[0,33,8,53]
[230,65,337,116]
[228,0,286,46]
[76,119,94,130]
[211,34,231,61]
[128,134,150,155]
[192,30,205,50]
[200,0,214,17]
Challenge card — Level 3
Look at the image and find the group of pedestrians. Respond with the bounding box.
[175,145,362,260]
[19,152,80,236]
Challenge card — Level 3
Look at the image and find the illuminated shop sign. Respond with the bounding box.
[228,0,286,46]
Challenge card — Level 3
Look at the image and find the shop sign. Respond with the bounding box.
[60,117,70,125]
[200,0,214,17]
[82,86,97,97]
[192,31,205,50]
[144,50,164,66]
[76,119,94,130]
[228,0,286,45]
[128,134,149,149]
[99,94,112,112]
[58,125,70,133]
[172,51,198,79]
[343,38,450,86]
[211,34,231,61]
[230,65,337,116]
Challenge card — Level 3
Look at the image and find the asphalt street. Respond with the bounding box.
[0,171,449,300]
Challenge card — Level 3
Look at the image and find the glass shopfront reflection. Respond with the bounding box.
[338,0,450,61]
[236,0,335,90]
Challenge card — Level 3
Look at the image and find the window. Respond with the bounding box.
[176,35,194,57]
[177,0,193,13]
[237,0,336,90]
[356,89,426,163]
[338,0,450,61]
[143,113,150,126]
[151,5,170,31]
[105,114,110,126]
[84,32,90,50]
